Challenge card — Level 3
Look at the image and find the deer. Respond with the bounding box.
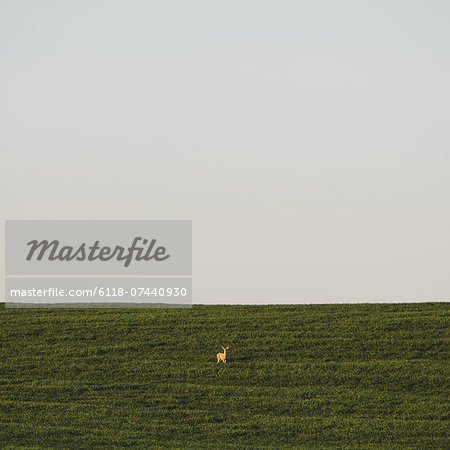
[216,346,229,363]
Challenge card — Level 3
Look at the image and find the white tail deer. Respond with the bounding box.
[216,346,229,363]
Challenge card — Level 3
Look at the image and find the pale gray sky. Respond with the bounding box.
[1,1,449,303]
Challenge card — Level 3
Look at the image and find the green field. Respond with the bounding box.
[0,303,448,448]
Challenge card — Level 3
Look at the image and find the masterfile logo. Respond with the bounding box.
[5,220,192,307]
[6,220,191,276]
[26,237,171,267]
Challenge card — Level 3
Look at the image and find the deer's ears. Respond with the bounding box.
[226,346,230,349]
[221,346,225,350]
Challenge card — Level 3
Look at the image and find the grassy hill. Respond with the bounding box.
[0,303,448,448]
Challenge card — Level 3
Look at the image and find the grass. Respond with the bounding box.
[0,303,448,448]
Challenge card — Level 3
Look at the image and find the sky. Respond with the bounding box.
[1,1,449,303]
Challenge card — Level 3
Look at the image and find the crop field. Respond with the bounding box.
[0,303,448,448]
